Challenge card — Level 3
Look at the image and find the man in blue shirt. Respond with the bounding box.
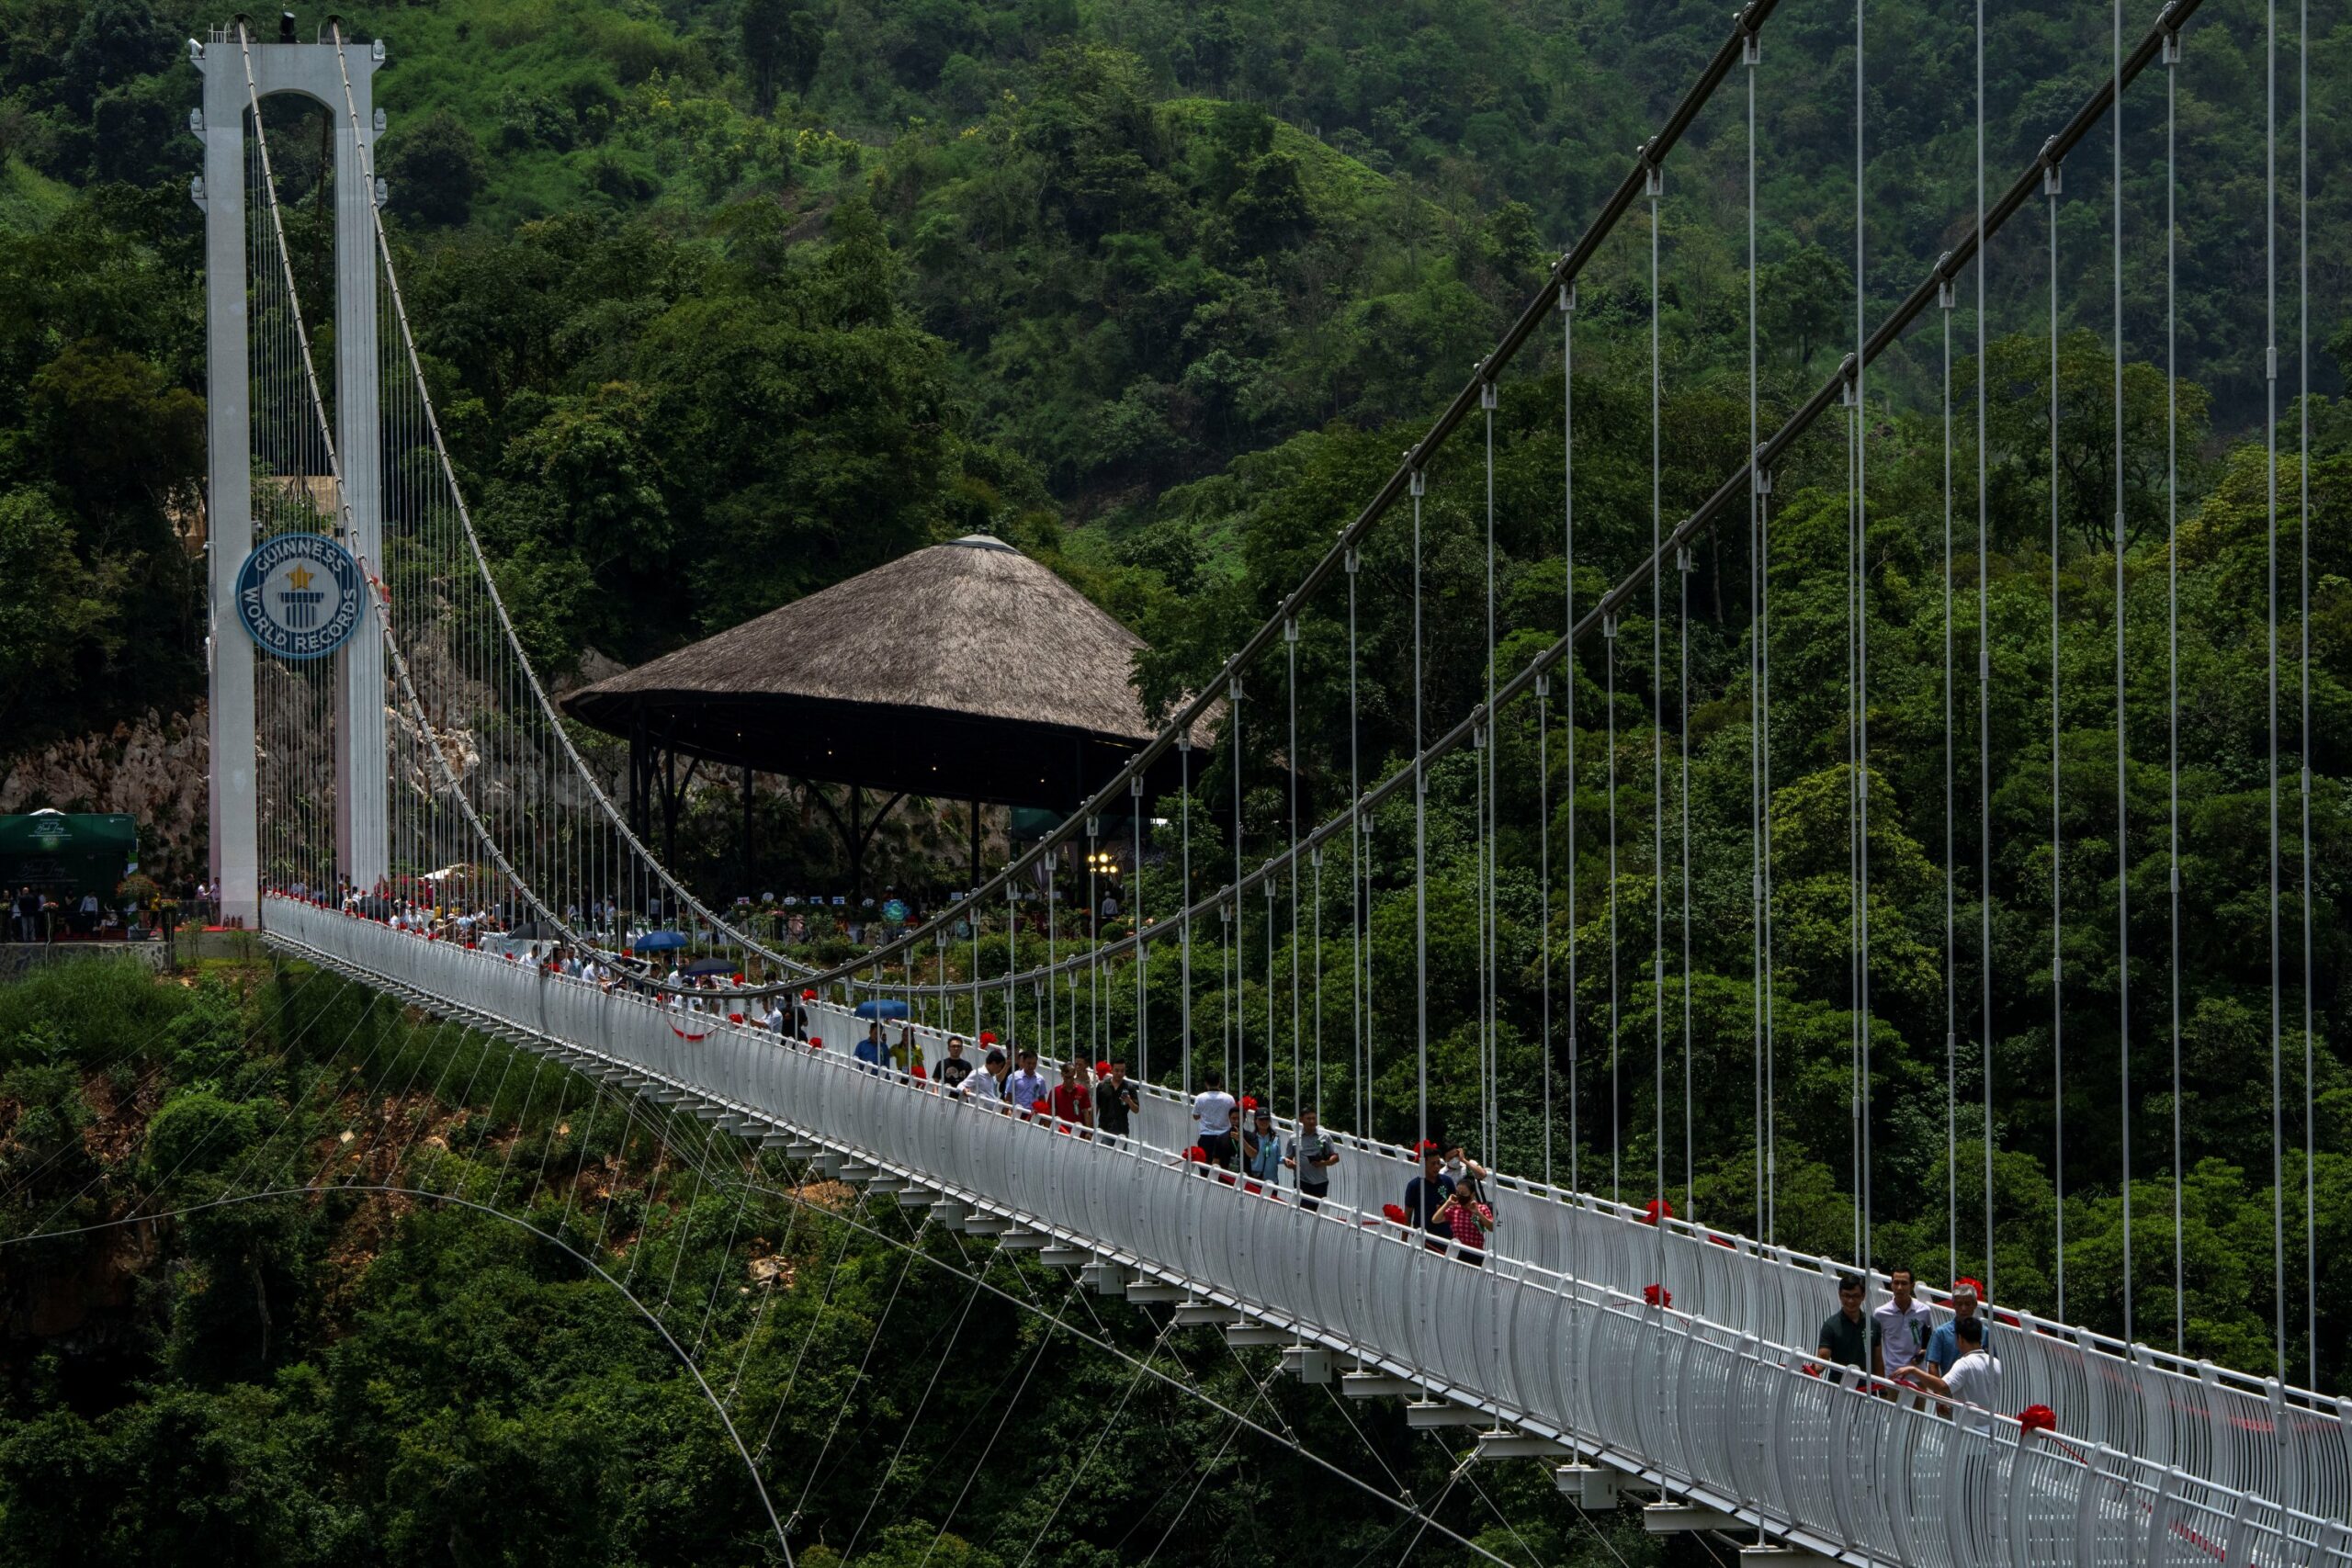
[1402,1141,1453,1251]
[854,1023,887,1075]
[1008,1049,1049,1115]
[1927,1278,1994,1374]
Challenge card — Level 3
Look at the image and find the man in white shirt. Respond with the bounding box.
[967,1049,1010,1106]
[1902,1314,2001,1417]
[1191,1069,1238,1168]
[1872,1267,1935,1382]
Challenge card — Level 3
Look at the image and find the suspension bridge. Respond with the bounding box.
[155,2,2351,1562]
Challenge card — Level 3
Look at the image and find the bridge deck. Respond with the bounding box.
[266,897,2351,1568]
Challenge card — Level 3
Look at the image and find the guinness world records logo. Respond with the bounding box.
[235,532,365,660]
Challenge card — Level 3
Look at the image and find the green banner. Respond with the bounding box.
[0,812,139,893]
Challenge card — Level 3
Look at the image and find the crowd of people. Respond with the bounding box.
[7,884,175,942]
[334,889,2030,1429]
[1815,1267,2006,1414]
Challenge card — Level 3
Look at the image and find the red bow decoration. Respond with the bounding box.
[1952,1275,1985,1297]
[1643,1283,1672,1308]
[1383,1202,1410,1224]
[728,1012,745,1024]
[808,1036,822,1048]
[1802,1362,1825,1379]
[1239,1095,1257,1111]
[1032,1097,1049,1112]
[1640,1198,1676,1225]
[1707,1234,1735,1248]
[1414,1139,1441,1156]
[801,988,817,1000]
[980,1031,998,1044]
[2017,1404,2059,1436]
[1184,1145,1209,1163]
[911,1063,928,1080]
[1095,1060,1113,1077]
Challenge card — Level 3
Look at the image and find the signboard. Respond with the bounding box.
[0,812,138,893]
[235,532,366,660]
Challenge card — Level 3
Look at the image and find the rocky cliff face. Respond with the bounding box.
[0,708,209,887]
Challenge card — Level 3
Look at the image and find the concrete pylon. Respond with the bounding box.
[194,24,383,926]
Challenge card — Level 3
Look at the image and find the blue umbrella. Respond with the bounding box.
[633,929,688,953]
[683,957,735,976]
[854,998,910,1021]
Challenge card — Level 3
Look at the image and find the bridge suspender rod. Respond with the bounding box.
[2297,0,2314,1388]
[1288,618,1301,1117]
[2266,0,2284,1387]
[1853,0,1873,1278]
[2049,146,2067,1325]
[2113,0,2134,1349]
[1942,264,1958,1288]
[1346,551,1362,1138]
[1977,0,1996,1308]
[1413,468,1429,1154]
[1538,671,1552,1188]
[1607,613,1621,1204]
[1649,170,1665,1224]
[1181,738,1193,1095]
[822,0,2206,1010]
[1745,21,1767,1242]
[1562,279,1579,1196]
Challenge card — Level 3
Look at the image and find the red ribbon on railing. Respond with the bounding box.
[1640,1198,1675,1225]
[1643,1283,1672,1308]
[2017,1404,2058,1436]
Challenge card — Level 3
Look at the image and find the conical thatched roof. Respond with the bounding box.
[563,536,1214,810]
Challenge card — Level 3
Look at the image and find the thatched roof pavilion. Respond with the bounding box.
[563,536,1214,830]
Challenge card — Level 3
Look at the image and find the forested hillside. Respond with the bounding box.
[1,0,2347,1560]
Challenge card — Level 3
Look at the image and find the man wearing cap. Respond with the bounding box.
[1093,1059,1138,1145]
[1928,1279,1994,1375]
[935,1036,975,1091]
[1284,1107,1340,1212]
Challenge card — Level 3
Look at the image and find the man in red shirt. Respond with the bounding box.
[1048,1059,1094,1137]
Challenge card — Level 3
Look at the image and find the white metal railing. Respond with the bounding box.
[796,1003,2352,1529]
[265,898,2352,1567]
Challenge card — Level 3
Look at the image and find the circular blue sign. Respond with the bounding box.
[235,532,366,661]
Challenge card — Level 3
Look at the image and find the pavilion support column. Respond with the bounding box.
[741,764,754,897]
[968,799,980,897]
[848,786,863,904]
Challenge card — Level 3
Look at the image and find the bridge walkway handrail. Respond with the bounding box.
[795,999,2352,1527]
[266,897,2352,1565]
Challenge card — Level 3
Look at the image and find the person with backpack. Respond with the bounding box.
[1283,1107,1340,1212]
